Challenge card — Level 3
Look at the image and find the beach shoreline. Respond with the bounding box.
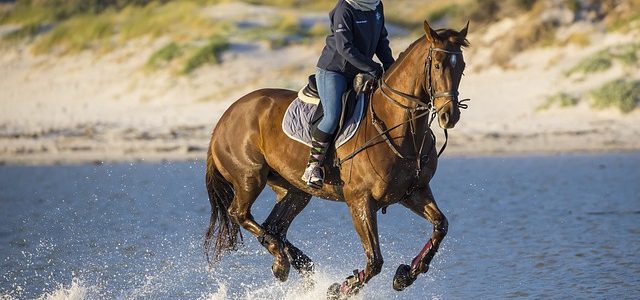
[1,2,639,165]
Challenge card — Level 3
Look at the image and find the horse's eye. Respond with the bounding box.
[435,64,440,70]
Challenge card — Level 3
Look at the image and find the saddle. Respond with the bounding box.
[297,73,373,136]
[283,73,375,186]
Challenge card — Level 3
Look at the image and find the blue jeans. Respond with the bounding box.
[316,67,349,136]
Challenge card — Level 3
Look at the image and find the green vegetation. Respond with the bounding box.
[32,12,115,53]
[537,93,578,111]
[565,43,640,77]
[613,43,640,67]
[146,42,182,69]
[1,0,234,74]
[183,36,229,74]
[2,23,40,41]
[588,79,640,113]
[565,50,613,76]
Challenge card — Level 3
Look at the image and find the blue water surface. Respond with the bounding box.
[1,153,639,299]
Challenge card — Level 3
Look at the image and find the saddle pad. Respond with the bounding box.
[282,94,365,148]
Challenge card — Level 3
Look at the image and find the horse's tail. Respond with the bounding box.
[204,146,241,266]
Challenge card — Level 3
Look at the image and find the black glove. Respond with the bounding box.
[368,64,383,80]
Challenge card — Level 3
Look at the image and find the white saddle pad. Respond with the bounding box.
[282,94,366,148]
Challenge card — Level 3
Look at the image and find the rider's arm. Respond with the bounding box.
[333,5,381,74]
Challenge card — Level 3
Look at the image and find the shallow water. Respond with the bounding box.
[1,154,639,299]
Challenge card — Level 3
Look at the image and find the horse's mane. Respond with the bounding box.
[392,35,427,68]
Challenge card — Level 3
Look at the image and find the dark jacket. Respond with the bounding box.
[316,0,394,79]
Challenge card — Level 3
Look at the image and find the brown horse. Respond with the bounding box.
[204,20,469,298]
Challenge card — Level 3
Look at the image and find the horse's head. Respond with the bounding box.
[423,20,469,129]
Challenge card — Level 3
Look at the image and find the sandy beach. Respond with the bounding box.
[1,2,639,165]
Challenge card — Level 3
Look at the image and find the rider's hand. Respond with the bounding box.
[368,64,383,80]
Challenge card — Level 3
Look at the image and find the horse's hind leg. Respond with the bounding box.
[263,185,314,277]
[226,168,292,282]
[394,185,448,291]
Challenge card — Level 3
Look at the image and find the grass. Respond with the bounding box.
[565,43,640,77]
[0,4,58,25]
[612,43,640,67]
[537,93,578,111]
[588,79,640,113]
[32,12,115,54]
[2,22,41,41]
[3,1,232,53]
[565,50,613,76]
[146,42,183,69]
[182,35,229,74]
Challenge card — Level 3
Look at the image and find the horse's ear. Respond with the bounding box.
[423,20,440,42]
[459,20,469,39]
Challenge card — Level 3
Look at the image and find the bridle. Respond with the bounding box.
[381,46,468,115]
[336,44,469,178]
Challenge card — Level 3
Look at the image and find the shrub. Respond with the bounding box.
[588,79,640,113]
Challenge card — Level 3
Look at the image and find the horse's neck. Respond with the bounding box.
[372,40,430,135]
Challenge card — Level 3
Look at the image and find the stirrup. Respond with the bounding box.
[302,163,324,189]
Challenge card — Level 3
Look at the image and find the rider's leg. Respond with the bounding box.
[316,67,347,135]
[302,67,347,188]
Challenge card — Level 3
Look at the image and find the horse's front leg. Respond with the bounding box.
[393,185,448,291]
[328,197,382,299]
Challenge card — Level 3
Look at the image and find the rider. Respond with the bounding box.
[302,0,395,188]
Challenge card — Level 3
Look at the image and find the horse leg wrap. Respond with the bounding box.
[328,270,365,299]
[410,238,438,277]
[284,241,314,275]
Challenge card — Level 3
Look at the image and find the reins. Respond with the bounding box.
[335,46,469,172]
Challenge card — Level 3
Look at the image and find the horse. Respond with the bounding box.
[204,20,469,298]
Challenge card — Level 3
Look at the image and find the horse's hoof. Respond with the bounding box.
[393,264,415,291]
[272,257,291,282]
[327,283,342,300]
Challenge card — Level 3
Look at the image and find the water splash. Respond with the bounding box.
[35,278,91,300]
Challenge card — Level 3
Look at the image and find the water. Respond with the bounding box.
[1,154,639,299]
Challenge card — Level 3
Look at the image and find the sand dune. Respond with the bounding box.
[0,2,638,164]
